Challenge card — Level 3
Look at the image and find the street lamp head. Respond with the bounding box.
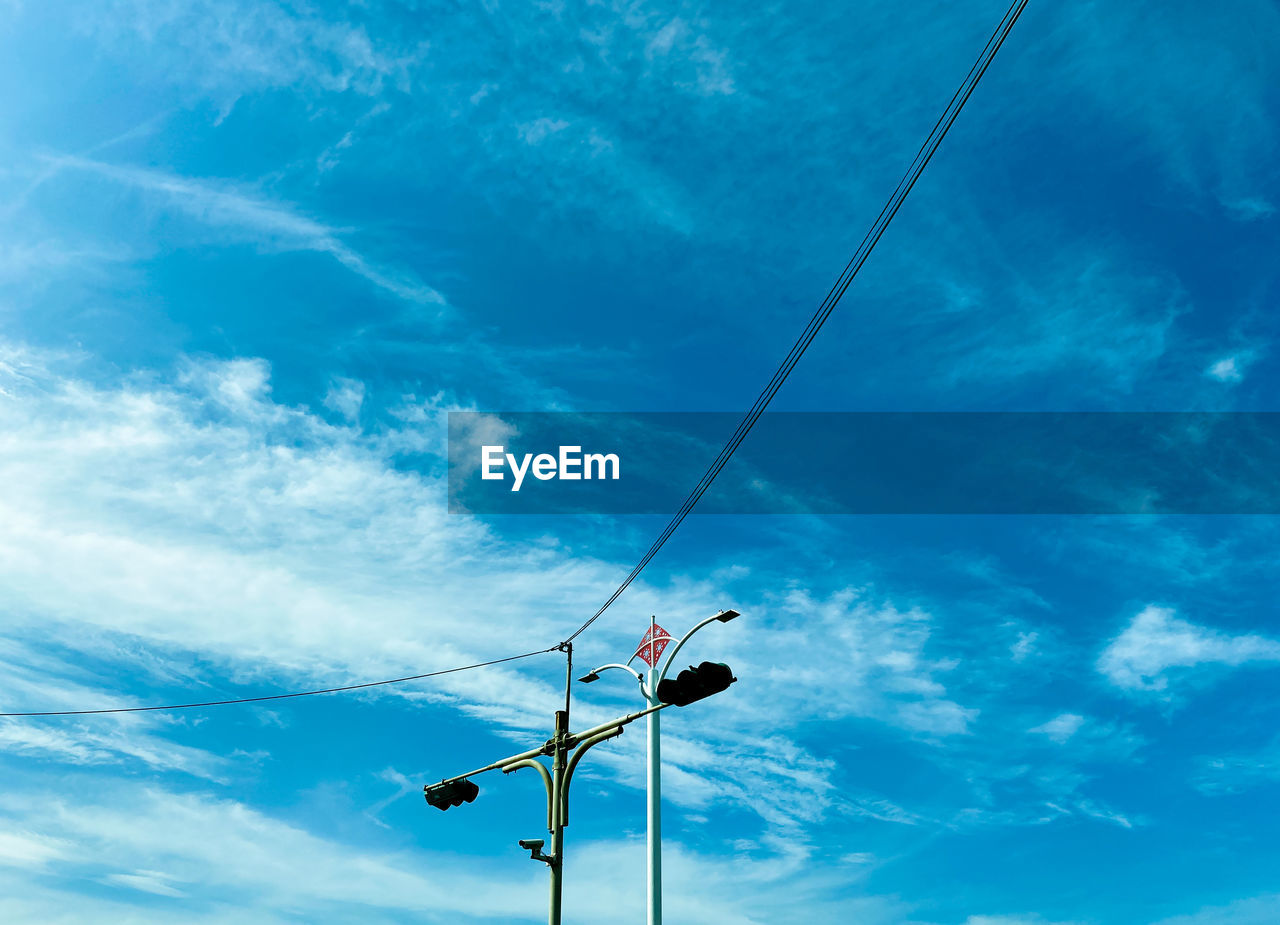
[715,609,741,623]
[578,670,601,683]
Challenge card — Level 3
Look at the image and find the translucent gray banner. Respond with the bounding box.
[447,412,1280,515]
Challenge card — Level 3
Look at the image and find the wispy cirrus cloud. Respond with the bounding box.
[0,239,131,283]
[1021,0,1280,214]
[1027,713,1143,762]
[1191,737,1280,796]
[0,339,1137,853]
[0,784,543,922]
[0,340,945,838]
[0,1,1273,921]
[0,780,927,925]
[1028,713,1084,743]
[1151,894,1280,925]
[913,236,1190,398]
[0,720,223,780]
[0,830,67,871]
[38,154,445,307]
[81,0,426,99]
[0,636,227,778]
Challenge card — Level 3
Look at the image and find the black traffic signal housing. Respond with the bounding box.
[424,778,479,811]
[656,661,736,707]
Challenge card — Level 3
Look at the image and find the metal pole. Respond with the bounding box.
[547,610,735,925]
[549,644,571,925]
[564,643,573,716]
[430,640,687,925]
[646,664,662,925]
[549,708,568,925]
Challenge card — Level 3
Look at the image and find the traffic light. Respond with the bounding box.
[656,661,736,707]
[424,778,479,811]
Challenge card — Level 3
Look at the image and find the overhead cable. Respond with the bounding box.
[0,646,559,717]
[562,0,1030,644]
[5,0,1031,717]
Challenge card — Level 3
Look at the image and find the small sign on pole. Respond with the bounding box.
[633,623,673,668]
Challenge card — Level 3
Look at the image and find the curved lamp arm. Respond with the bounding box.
[658,609,740,684]
[579,662,648,697]
[502,758,554,831]
[560,726,623,827]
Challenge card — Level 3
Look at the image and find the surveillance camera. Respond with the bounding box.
[519,838,545,851]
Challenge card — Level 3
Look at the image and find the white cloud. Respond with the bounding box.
[0,239,130,283]
[186,355,272,408]
[67,0,714,240]
[938,254,1187,393]
[1151,894,1280,925]
[0,785,542,922]
[1206,356,1244,382]
[323,377,365,423]
[0,340,1142,861]
[1011,631,1038,662]
[1191,739,1280,796]
[1204,350,1259,384]
[1220,197,1276,222]
[1073,798,1133,829]
[0,830,67,870]
[1038,1,1280,212]
[517,117,571,145]
[41,155,445,307]
[1025,714,1143,765]
[638,16,735,96]
[83,0,425,98]
[0,720,223,780]
[101,869,188,898]
[0,781,915,925]
[744,588,978,739]
[0,341,946,836]
[1097,606,1280,693]
[0,347,596,738]
[1029,713,1084,744]
[896,700,977,737]
[0,639,226,778]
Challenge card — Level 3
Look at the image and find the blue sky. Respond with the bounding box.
[1,0,1279,922]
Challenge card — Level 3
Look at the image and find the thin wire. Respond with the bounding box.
[563,0,1030,644]
[1,0,1029,717]
[0,646,559,717]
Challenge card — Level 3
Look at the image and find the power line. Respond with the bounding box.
[4,1,1029,719]
[0,646,558,717]
[563,0,1030,644]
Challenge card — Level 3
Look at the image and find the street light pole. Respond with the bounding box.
[425,697,666,925]
[580,609,740,925]
[646,657,662,925]
[548,707,567,925]
[548,642,572,925]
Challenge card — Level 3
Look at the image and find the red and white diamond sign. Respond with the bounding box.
[634,623,673,667]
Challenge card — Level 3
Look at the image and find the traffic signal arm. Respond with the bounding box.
[423,739,552,808]
[566,701,667,745]
[423,703,667,810]
[427,740,551,791]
